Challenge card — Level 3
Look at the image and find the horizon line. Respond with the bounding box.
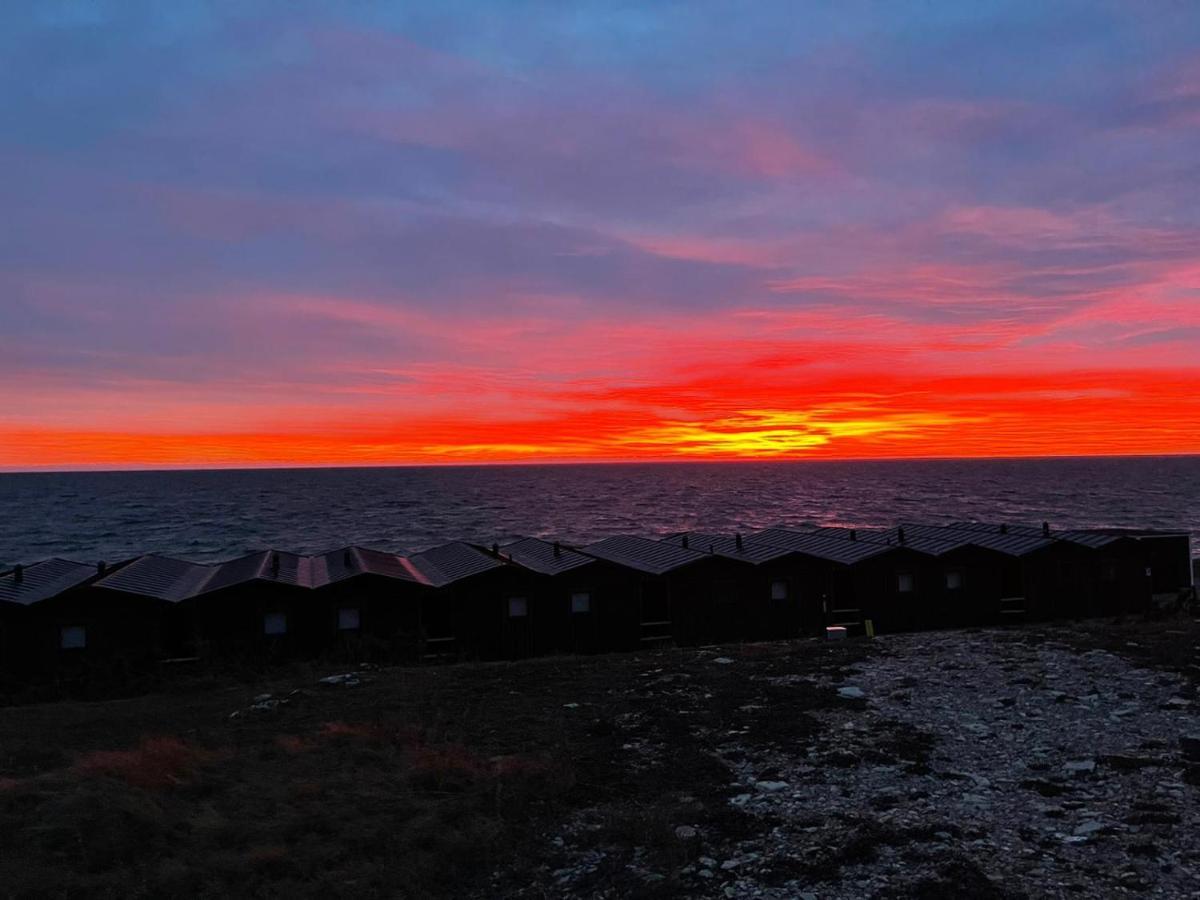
[3,450,1199,476]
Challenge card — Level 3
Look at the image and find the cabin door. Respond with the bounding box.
[566,588,597,654]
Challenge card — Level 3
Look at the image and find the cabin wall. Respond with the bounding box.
[1091,542,1152,616]
[0,604,32,675]
[1141,535,1193,598]
[934,548,1007,627]
[845,550,932,634]
[186,582,314,661]
[313,575,426,662]
[739,558,829,641]
[24,589,173,674]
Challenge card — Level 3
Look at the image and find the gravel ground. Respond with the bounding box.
[530,624,1200,899]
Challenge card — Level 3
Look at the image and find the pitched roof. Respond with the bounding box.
[406,541,506,587]
[200,550,313,594]
[663,532,797,565]
[750,528,897,565]
[582,535,712,575]
[501,537,595,576]
[861,526,986,557]
[309,546,422,587]
[0,558,100,606]
[900,523,1054,556]
[94,554,215,602]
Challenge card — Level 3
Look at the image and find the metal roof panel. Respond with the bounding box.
[582,535,711,575]
[0,558,100,606]
[94,555,215,603]
[501,537,595,576]
[406,541,506,587]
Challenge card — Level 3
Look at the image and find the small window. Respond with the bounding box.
[570,591,591,614]
[337,607,361,631]
[264,612,287,636]
[897,572,914,593]
[945,570,963,590]
[60,625,86,650]
[1101,562,1117,583]
[770,580,789,601]
[507,597,528,618]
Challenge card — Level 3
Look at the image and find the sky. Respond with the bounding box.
[2,1,1199,469]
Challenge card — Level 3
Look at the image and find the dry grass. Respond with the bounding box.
[0,639,873,898]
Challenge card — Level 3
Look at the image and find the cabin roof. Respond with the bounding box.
[901,523,1054,556]
[502,537,594,576]
[200,550,312,593]
[309,546,422,586]
[582,535,711,575]
[662,532,796,564]
[93,554,215,602]
[0,558,100,606]
[750,527,897,564]
[406,541,506,587]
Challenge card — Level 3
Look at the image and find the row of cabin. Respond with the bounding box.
[0,522,1193,676]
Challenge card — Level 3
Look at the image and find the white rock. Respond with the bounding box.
[838,686,866,699]
[755,780,790,793]
[713,657,735,665]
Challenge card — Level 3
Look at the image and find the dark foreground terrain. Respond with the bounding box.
[2,617,1199,899]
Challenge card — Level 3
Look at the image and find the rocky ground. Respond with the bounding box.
[2,617,1199,898]
[498,623,1200,899]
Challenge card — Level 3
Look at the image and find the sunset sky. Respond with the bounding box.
[3,1,1199,469]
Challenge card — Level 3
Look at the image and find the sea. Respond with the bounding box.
[1,457,1198,569]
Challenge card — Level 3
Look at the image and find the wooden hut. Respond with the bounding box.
[924,522,1096,620]
[309,546,427,661]
[0,559,105,675]
[661,532,827,640]
[750,528,932,635]
[183,551,315,661]
[579,535,748,648]
[500,537,608,655]
[405,541,535,661]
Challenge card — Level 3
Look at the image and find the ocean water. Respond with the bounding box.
[1,457,1198,569]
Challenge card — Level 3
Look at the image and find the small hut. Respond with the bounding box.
[662,532,827,640]
[579,535,747,648]
[0,559,106,674]
[501,537,609,655]
[405,541,534,661]
[183,550,315,660]
[751,528,932,635]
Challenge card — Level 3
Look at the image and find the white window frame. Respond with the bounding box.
[60,624,87,650]
[264,612,288,636]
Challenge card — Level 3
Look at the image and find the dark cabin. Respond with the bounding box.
[579,535,747,648]
[1129,530,1194,604]
[661,532,826,640]
[750,528,932,635]
[405,541,534,661]
[921,522,1095,620]
[309,546,427,661]
[0,559,106,675]
[840,527,1018,628]
[1052,530,1154,615]
[501,537,608,655]
[183,551,316,661]
[86,554,216,660]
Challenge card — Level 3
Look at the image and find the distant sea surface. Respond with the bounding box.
[2,457,1198,569]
